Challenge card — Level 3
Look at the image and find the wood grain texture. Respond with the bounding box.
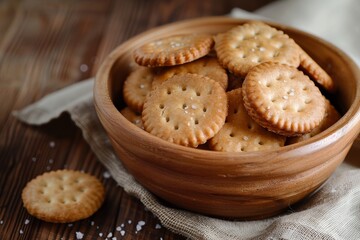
[0,0,275,239]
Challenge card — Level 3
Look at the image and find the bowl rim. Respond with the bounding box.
[94,16,360,161]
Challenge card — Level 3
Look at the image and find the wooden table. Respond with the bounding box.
[0,0,275,239]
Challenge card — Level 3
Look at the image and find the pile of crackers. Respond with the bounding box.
[122,21,340,152]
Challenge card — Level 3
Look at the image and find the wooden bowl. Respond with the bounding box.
[94,17,360,219]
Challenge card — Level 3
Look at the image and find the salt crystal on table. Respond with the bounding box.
[116,226,121,231]
[75,232,84,239]
[107,232,113,238]
[99,233,103,237]
[80,64,88,72]
[19,230,24,234]
[112,237,117,240]
[120,223,124,228]
[138,220,145,226]
[90,221,94,226]
[0,220,3,225]
[49,141,55,148]
[155,224,162,229]
[31,157,36,162]
[103,171,111,179]
[68,224,73,227]
[120,230,125,236]
[49,159,53,164]
[24,219,30,225]
[127,220,132,224]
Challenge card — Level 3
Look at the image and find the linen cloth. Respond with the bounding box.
[14,1,360,239]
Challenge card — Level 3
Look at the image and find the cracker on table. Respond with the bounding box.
[120,107,144,129]
[134,34,214,67]
[299,49,336,93]
[152,57,228,90]
[142,73,227,147]
[210,88,286,152]
[123,67,155,113]
[22,170,105,223]
[287,98,341,144]
[215,21,300,77]
[242,62,326,137]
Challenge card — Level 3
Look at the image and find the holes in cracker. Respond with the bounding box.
[247,123,254,130]
[165,116,170,122]
[182,86,187,91]
[203,107,207,113]
[174,125,179,130]
[258,141,264,146]
[194,119,199,125]
[229,132,235,137]
[233,108,239,114]
[265,82,272,88]
[196,91,201,96]
[159,104,165,109]
[182,103,188,110]
[167,89,172,95]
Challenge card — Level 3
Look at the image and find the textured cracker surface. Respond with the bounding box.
[210,88,286,152]
[242,62,326,136]
[215,21,300,76]
[142,73,227,147]
[134,34,214,67]
[22,170,105,223]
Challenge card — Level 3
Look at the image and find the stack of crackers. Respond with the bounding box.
[121,21,340,152]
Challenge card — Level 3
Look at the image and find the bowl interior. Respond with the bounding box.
[94,17,360,219]
[108,18,358,123]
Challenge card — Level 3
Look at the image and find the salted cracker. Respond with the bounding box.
[242,62,326,136]
[299,49,336,93]
[22,170,105,223]
[215,21,300,77]
[142,73,227,147]
[287,98,341,144]
[152,57,228,90]
[134,34,214,67]
[210,88,286,152]
[123,67,155,113]
[120,107,144,129]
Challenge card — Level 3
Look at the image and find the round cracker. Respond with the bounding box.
[242,62,326,136]
[142,73,227,147]
[123,67,155,112]
[215,21,300,76]
[299,49,336,93]
[152,57,228,90]
[210,88,286,152]
[134,34,214,67]
[22,170,105,223]
[287,98,341,144]
[120,107,144,129]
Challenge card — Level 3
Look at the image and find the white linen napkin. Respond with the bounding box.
[14,1,360,239]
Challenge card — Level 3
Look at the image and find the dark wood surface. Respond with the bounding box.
[0,1,275,239]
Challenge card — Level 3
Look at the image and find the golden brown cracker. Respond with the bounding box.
[242,62,326,136]
[215,21,300,76]
[152,57,228,90]
[142,73,227,147]
[123,67,155,112]
[134,34,214,67]
[22,170,105,223]
[299,49,336,93]
[120,107,144,129]
[287,98,341,143]
[210,88,286,152]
